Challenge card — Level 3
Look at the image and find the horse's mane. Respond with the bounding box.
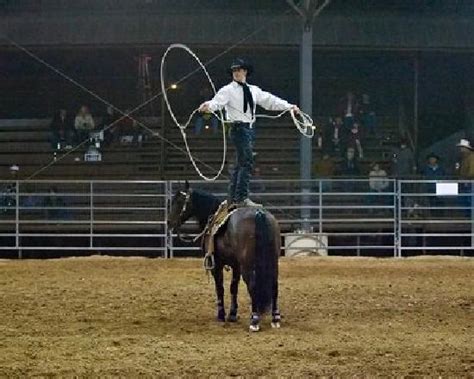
[190,189,221,225]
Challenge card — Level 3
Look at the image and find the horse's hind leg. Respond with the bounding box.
[271,276,281,328]
[227,265,240,322]
[212,265,226,322]
[242,270,260,332]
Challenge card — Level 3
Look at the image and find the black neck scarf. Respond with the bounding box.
[235,80,254,116]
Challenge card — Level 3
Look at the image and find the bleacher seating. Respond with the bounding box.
[0,115,399,181]
[0,119,162,180]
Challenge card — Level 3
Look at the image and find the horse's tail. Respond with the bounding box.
[254,209,277,314]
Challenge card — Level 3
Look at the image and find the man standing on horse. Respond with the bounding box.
[199,58,299,208]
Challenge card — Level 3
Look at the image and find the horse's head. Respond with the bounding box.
[167,181,194,232]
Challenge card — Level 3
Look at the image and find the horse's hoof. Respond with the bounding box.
[271,321,281,329]
[227,314,238,322]
[216,308,226,322]
[249,324,260,332]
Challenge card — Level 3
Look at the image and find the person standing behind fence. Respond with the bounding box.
[1,165,19,215]
[422,153,446,214]
[456,139,474,218]
[392,138,416,178]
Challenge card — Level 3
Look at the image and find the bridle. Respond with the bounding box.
[177,190,192,222]
[173,190,201,243]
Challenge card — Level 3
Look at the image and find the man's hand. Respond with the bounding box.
[291,105,300,114]
[199,102,210,113]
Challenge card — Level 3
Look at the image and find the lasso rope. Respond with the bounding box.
[160,43,227,182]
[160,43,316,181]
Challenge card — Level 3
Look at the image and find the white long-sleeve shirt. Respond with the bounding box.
[205,81,294,123]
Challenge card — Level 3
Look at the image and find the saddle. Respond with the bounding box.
[202,200,238,270]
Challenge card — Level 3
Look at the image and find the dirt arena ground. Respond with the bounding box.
[0,256,473,377]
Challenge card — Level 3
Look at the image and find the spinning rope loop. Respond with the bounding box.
[160,43,316,181]
[160,43,226,181]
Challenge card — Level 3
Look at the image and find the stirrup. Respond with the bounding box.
[203,254,215,270]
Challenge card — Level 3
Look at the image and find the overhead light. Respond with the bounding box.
[170,84,178,90]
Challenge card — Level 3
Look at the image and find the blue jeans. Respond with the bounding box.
[229,124,255,202]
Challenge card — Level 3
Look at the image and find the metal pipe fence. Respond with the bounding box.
[0,179,472,258]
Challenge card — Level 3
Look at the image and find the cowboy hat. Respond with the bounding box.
[228,58,253,76]
[456,138,473,150]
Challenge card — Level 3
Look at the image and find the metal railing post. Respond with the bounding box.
[396,180,402,258]
[471,181,474,249]
[90,181,94,250]
[167,181,174,258]
[164,181,169,259]
[15,180,21,259]
[318,179,323,235]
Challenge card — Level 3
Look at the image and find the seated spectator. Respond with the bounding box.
[1,165,19,214]
[314,154,335,191]
[50,109,73,150]
[359,93,377,136]
[367,162,389,208]
[74,105,95,144]
[347,122,364,159]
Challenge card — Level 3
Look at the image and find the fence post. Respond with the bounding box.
[15,180,21,259]
[471,181,474,249]
[318,179,323,235]
[396,180,401,258]
[164,181,169,259]
[166,181,174,258]
[90,181,94,251]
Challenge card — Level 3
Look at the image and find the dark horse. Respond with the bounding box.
[167,181,281,332]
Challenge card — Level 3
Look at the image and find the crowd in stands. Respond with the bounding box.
[310,90,470,182]
[49,105,146,161]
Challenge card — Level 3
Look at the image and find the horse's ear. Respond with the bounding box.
[184,180,190,191]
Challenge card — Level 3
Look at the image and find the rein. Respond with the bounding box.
[174,190,206,243]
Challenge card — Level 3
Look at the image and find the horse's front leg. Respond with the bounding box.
[212,263,226,322]
[227,265,240,322]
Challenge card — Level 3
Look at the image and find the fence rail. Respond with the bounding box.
[0,179,472,258]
